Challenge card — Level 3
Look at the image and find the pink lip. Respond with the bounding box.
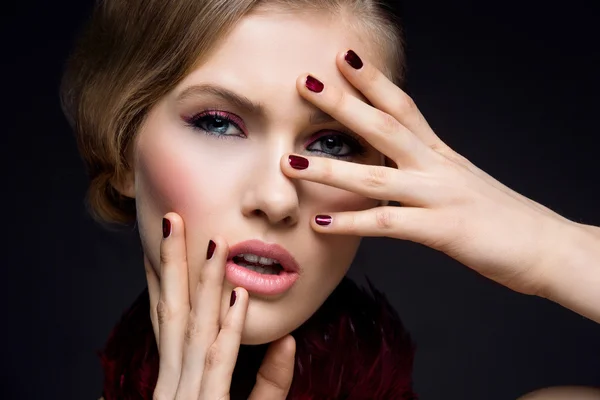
[226,240,300,296]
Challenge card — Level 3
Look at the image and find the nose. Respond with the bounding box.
[241,156,300,227]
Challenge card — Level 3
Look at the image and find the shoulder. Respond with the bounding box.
[517,386,600,400]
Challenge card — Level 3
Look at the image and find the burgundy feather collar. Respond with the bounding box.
[99,278,418,399]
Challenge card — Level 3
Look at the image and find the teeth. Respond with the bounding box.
[242,254,259,263]
[238,253,279,266]
[258,256,274,266]
[237,262,280,275]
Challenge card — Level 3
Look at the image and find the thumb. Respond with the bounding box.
[248,335,296,400]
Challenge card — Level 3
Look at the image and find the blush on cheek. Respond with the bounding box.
[136,132,222,221]
[139,155,200,215]
[135,142,222,285]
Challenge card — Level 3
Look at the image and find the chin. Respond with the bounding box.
[240,326,285,345]
[238,296,310,345]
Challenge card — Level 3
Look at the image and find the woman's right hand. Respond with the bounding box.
[144,212,296,400]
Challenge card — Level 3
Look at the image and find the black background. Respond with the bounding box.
[3,1,600,399]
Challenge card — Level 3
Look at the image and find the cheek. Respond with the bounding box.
[301,182,374,279]
[135,132,229,222]
[305,180,379,213]
[138,154,207,217]
[133,128,234,273]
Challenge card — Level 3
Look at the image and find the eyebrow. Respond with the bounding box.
[175,83,335,125]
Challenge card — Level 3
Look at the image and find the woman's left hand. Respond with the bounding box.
[281,49,594,299]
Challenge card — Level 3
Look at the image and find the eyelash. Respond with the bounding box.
[184,109,368,159]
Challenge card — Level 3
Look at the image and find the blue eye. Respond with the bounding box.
[186,111,245,137]
[185,111,367,160]
[307,133,367,159]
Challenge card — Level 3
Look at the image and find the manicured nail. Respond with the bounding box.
[289,155,309,170]
[230,290,237,307]
[345,50,363,69]
[305,75,324,93]
[206,240,216,260]
[315,215,332,226]
[162,218,171,238]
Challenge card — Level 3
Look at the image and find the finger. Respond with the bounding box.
[144,251,171,372]
[310,206,446,245]
[177,237,228,398]
[199,288,249,399]
[338,51,557,217]
[296,74,434,167]
[337,49,448,151]
[282,154,432,206]
[248,335,296,400]
[153,213,190,399]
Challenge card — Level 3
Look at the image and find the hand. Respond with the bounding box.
[144,212,296,399]
[282,50,577,297]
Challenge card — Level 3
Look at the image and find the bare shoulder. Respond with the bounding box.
[518,386,600,400]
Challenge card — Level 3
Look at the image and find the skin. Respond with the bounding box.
[517,387,600,400]
[126,12,384,346]
[111,9,600,400]
[115,10,390,399]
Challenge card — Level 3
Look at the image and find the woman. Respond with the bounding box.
[60,0,600,399]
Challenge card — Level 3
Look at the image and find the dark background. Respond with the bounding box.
[3,1,599,399]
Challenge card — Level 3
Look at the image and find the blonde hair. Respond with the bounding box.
[60,0,406,225]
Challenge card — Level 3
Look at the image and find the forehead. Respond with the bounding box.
[175,11,381,108]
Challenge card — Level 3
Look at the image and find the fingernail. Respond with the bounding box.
[305,75,324,93]
[230,290,237,307]
[345,50,363,69]
[162,218,171,238]
[315,215,332,226]
[289,155,309,170]
[206,240,216,260]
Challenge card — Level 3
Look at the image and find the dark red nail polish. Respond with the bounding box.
[345,50,363,69]
[306,75,324,93]
[206,240,216,260]
[230,290,237,307]
[289,155,309,170]
[162,218,171,238]
[315,215,332,226]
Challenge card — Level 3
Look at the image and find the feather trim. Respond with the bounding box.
[99,277,417,399]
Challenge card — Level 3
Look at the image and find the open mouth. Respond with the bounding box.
[225,240,299,295]
[232,253,284,275]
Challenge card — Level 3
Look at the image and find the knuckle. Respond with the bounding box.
[362,166,388,189]
[184,318,200,343]
[159,249,169,266]
[156,300,181,326]
[197,268,212,287]
[429,140,451,153]
[344,213,357,232]
[364,64,380,85]
[375,208,395,230]
[397,93,417,114]
[377,112,400,136]
[159,247,187,268]
[331,89,346,111]
[220,316,242,335]
[204,343,222,369]
[256,370,288,393]
[156,300,169,325]
[320,159,334,181]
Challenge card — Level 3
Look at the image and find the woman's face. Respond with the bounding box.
[130,11,385,344]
